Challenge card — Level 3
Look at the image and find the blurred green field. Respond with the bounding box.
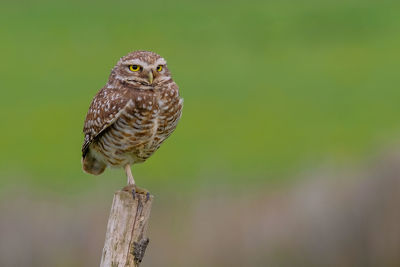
[1,0,400,192]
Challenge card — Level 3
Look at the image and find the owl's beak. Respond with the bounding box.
[148,71,154,85]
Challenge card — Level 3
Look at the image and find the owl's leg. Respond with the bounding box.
[125,164,135,185]
[123,164,150,200]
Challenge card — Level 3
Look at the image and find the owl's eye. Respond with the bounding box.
[129,65,141,72]
[156,65,163,72]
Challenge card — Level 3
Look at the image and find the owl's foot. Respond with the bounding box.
[122,184,150,201]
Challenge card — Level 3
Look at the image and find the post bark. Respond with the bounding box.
[100,190,153,267]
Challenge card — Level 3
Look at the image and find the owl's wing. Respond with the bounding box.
[82,87,131,157]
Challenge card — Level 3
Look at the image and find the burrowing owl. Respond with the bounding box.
[82,51,183,194]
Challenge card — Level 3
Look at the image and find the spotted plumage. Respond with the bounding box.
[82,51,183,187]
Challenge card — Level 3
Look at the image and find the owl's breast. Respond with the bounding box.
[155,87,183,144]
[92,83,182,167]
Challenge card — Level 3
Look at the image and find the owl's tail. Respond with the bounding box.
[82,151,106,175]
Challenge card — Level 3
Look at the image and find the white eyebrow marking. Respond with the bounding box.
[121,59,149,67]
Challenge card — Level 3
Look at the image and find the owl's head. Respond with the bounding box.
[111,50,172,87]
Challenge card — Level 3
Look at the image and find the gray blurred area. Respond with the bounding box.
[1,150,399,267]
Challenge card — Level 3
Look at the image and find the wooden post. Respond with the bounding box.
[100,190,153,267]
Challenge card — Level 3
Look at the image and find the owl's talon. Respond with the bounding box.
[122,184,149,200]
[132,188,136,199]
[134,186,150,200]
[122,184,137,199]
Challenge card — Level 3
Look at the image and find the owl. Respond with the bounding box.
[82,51,183,195]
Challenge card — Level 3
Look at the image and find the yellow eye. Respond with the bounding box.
[129,65,141,72]
[156,65,163,72]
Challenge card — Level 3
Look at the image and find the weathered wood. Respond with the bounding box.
[100,190,153,267]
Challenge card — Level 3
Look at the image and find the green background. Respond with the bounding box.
[1,0,399,193]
